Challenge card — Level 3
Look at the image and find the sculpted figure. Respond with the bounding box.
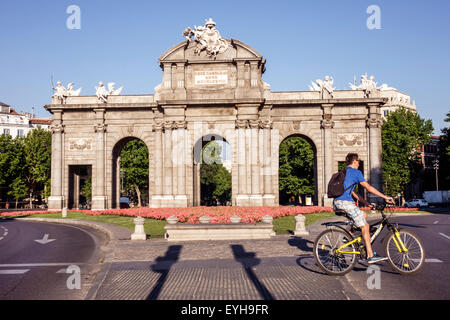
[108,82,123,95]
[67,83,82,96]
[309,75,335,95]
[183,18,228,57]
[96,81,109,103]
[52,81,68,103]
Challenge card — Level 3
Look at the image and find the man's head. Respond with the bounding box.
[346,153,360,167]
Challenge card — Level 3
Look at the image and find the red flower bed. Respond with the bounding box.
[0,206,419,223]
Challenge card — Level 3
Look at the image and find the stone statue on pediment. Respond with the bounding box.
[182,18,229,57]
[52,81,82,103]
[309,75,335,97]
[349,74,396,96]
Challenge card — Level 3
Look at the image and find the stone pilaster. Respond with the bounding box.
[92,109,107,210]
[321,104,334,207]
[175,120,188,207]
[249,119,262,206]
[48,111,65,211]
[260,120,276,206]
[162,121,174,206]
[236,119,249,206]
[151,121,164,208]
[367,103,383,198]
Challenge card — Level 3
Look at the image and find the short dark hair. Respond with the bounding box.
[346,153,359,165]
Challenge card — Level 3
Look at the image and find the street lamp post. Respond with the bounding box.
[433,159,439,191]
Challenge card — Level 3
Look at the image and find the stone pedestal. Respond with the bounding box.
[91,196,107,211]
[294,214,309,236]
[131,216,147,240]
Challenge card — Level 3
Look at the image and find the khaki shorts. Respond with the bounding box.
[333,200,367,228]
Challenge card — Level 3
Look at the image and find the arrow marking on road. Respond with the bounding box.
[0,269,30,275]
[412,258,443,263]
[34,234,56,245]
[439,233,450,240]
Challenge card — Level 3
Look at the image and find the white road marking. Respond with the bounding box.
[411,258,443,263]
[434,220,439,225]
[0,263,84,268]
[439,233,450,240]
[34,234,56,245]
[0,269,30,275]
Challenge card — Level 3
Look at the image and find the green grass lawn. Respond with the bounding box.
[7,211,337,238]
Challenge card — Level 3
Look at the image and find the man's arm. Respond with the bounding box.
[352,191,371,207]
[360,181,394,204]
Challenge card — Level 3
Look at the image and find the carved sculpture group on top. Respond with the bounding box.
[52,81,82,104]
[349,74,396,97]
[95,81,123,103]
[309,75,335,98]
[182,18,229,58]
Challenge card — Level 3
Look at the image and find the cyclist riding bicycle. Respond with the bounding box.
[334,153,395,264]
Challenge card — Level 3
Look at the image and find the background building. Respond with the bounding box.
[0,101,50,138]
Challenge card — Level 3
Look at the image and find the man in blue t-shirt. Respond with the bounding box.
[334,153,394,264]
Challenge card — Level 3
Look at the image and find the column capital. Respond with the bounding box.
[367,118,382,129]
[236,119,248,129]
[260,119,273,129]
[153,120,164,131]
[94,123,107,133]
[249,119,260,129]
[50,124,65,134]
[174,120,187,129]
[321,119,335,129]
[163,121,174,130]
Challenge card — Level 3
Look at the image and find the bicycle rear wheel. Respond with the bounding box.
[385,230,425,275]
[313,228,358,276]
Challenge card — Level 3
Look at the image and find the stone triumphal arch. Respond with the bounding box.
[46,19,386,210]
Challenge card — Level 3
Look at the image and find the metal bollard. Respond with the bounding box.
[230,214,242,223]
[131,216,147,240]
[294,214,309,236]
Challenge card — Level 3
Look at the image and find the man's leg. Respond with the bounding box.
[361,223,373,258]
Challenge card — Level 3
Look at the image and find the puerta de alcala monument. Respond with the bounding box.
[45,18,394,211]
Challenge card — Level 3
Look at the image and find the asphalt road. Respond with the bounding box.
[344,214,450,300]
[0,219,107,300]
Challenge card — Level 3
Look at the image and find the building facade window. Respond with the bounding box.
[3,128,10,136]
[17,129,24,137]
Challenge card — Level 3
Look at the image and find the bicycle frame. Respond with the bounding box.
[326,210,409,256]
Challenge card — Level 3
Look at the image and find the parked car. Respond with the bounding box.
[120,197,130,209]
[404,199,429,208]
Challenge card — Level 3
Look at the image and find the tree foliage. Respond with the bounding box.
[438,111,450,189]
[120,139,149,207]
[382,108,433,197]
[279,136,315,203]
[200,141,231,205]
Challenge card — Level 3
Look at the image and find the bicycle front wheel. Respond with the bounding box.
[385,230,425,275]
[313,228,358,276]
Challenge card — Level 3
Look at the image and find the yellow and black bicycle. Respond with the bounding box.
[313,203,426,276]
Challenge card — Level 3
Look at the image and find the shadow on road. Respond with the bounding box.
[146,245,182,300]
[287,236,314,252]
[231,244,275,300]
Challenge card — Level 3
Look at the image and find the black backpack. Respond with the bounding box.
[327,167,356,198]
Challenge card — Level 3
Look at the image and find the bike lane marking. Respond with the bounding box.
[0,225,8,241]
[0,270,30,275]
[439,233,450,240]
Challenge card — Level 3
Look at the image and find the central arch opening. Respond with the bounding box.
[193,134,232,206]
[112,137,149,208]
[279,134,317,206]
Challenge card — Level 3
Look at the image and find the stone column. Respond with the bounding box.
[175,121,188,207]
[249,120,262,206]
[321,104,334,207]
[367,103,383,198]
[236,119,249,206]
[261,120,275,206]
[92,109,107,210]
[162,121,174,207]
[151,121,163,208]
[74,168,80,210]
[48,112,64,211]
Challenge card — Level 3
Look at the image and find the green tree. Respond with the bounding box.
[279,136,315,204]
[438,111,450,189]
[23,128,52,208]
[200,141,231,205]
[382,108,434,197]
[0,134,16,201]
[120,139,149,207]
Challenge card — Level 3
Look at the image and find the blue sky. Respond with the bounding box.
[0,0,449,134]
